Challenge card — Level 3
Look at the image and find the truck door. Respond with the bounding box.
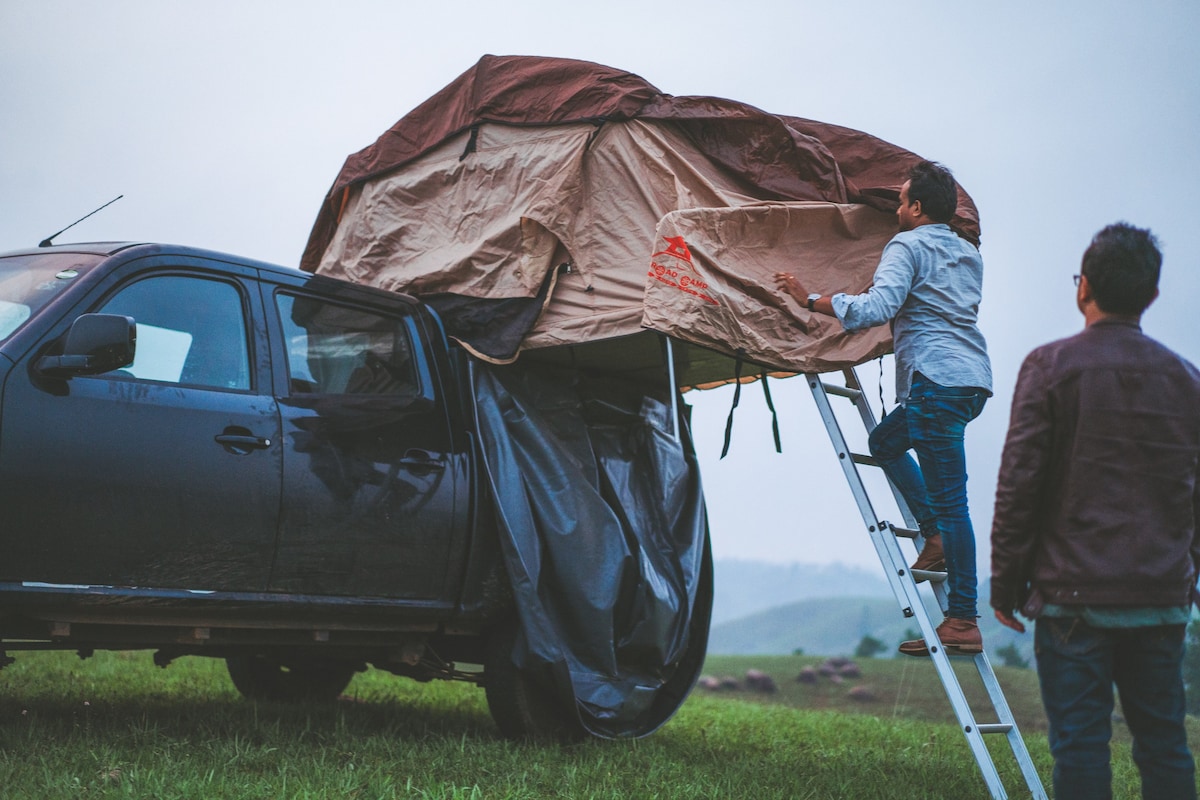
[265,287,463,601]
[0,267,281,591]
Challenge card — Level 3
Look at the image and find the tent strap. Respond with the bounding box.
[719,351,745,459]
[720,352,782,459]
[761,372,782,453]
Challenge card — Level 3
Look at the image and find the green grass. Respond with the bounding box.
[700,653,1050,732]
[0,649,1190,798]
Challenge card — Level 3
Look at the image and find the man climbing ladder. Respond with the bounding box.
[775,159,992,655]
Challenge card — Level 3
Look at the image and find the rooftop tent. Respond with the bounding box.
[299,55,981,739]
[300,54,981,386]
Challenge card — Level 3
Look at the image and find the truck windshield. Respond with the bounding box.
[0,252,103,341]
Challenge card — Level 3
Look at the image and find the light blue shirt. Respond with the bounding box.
[831,223,992,403]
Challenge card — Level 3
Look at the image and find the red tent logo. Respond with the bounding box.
[649,236,717,305]
[654,236,694,265]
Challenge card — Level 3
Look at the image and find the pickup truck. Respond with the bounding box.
[0,241,711,740]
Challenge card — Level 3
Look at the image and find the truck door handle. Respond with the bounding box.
[399,449,446,471]
[215,429,272,454]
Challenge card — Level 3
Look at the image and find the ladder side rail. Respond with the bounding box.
[864,504,1011,792]
[900,586,1010,796]
[972,652,1050,798]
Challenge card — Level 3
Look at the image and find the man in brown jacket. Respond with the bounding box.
[991,222,1200,799]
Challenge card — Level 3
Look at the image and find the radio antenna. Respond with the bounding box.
[38,195,124,248]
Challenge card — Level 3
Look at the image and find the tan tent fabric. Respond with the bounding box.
[643,204,894,374]
[317,118,823,352]
[316,125,584,299]
[303,55,983,383]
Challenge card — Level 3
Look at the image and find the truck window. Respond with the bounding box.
[95,275,251,390]
[275,292,418,398]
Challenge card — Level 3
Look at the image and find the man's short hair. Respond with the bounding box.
[1081,222,1161,315]
[907,161,958,223]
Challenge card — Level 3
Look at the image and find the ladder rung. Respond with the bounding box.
[821,382,863,401]
[976,723,1014,735]
[910,569,947,583]
[850,453,878,466]
[889,523,919,539]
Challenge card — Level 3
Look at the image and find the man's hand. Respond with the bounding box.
[773,271,809,303]
[994,608,1026,634]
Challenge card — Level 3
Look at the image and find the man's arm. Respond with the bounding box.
[773,272,837,316]
[831,240,915,332]
[991,351,1054,628]
[773,240,913,330]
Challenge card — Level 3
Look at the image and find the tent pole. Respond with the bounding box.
[664,336,680,444]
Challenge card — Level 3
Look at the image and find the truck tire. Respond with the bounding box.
[483,620,586,741]
[225,655,355,702]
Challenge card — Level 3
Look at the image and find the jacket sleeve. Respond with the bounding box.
[1191,453,1200,602]
[990,350,1052,613]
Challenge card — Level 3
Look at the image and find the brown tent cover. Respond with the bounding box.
[301,54,981,387]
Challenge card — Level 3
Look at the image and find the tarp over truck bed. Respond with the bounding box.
[472,360,710,738]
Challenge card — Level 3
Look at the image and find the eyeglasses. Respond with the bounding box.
[1073,274,1082,287]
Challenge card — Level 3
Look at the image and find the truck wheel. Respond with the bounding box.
[484,620,586,741]
[225,655,355,702]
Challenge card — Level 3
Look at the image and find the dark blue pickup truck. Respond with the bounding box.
[0,242,711,740]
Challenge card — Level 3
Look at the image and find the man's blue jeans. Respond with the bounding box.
[1036,616,1196,799]
[867,372,986,620]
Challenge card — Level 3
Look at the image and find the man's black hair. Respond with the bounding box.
[1081,222,1161,315]
[906,161,958,223]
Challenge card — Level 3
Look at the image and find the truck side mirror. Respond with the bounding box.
[36,313,137,378]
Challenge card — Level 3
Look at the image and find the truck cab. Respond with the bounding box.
[0,244,509,693]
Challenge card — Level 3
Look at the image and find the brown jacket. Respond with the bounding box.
[991,318,1200,613]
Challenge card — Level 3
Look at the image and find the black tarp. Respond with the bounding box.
[472,360,712,738]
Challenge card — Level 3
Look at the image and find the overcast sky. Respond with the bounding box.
[3,1,1198,575]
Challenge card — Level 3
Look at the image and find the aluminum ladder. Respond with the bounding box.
[807,367,1047,800]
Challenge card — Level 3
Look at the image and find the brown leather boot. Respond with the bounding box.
[910,534,945,582]
[898,617,983,657]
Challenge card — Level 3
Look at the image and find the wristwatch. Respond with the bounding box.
[806,293,821,312]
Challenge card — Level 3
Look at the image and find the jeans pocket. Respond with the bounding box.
[1040,616,1104,658]
[1048,616,1078,645]
[910,375,986,421]
[910,395,985,436]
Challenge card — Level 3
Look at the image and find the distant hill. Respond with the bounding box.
[709,595,908,656]
[708,563,1034,663]
[710,559,890,625]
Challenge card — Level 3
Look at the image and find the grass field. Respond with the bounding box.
[0,648,1192,798]
[700,653,1050,732]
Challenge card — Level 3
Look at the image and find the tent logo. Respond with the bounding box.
[649,236,718,305]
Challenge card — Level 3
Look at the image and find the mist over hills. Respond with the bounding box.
[709,559,1033,662]
[711,559,890,625]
